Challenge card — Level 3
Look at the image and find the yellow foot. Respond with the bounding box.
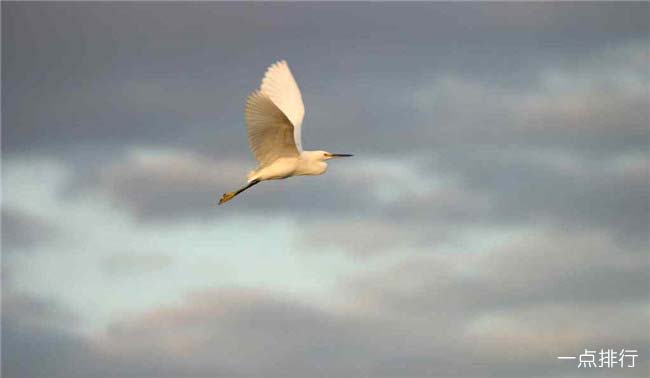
[219,192,236,205]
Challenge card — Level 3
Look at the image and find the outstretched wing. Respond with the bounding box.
[245,91,300,167]
[259,60,305,151]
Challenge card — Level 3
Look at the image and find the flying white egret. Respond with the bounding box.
[219,60,353,205]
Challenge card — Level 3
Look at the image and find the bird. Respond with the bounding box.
[219,60,353,205]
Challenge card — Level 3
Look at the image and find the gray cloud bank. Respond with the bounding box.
[1,208,56,251]
[3,2,648,153]
[3,229,648,377]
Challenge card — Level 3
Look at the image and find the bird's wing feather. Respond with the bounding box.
[259,60,305,151]
[245,91,300,167]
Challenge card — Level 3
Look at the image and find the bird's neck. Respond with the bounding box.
[301,150,323,161]
[296,151,328,176]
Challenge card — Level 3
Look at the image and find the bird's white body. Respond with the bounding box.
[219,61,351,204]
[248,151,328,182]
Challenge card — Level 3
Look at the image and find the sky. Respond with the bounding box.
[2,2,649,377]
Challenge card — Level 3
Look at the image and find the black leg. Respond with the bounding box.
[234,179,260,196]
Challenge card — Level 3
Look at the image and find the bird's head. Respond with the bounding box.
[315,151,354,161]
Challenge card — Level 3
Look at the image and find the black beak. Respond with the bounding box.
[330,153,354,158]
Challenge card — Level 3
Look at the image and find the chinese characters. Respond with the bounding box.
[558,348,638,368]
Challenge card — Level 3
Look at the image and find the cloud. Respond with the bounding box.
[431,147,648,247]
[296,147,647,257]
[346,230,649,317]
[1,292,222,378]
[1,294,78,331]
[1,208,56,251]
[411,42,648,157]
[341,229,650,376]
[301,42,648,255]
[101,253,173,276]
[4,227,649,378]
[297,219,434,257]
[98,288,386,377]
[4,3,647,154]
[1,293,109,378]
[96,148,250,220]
